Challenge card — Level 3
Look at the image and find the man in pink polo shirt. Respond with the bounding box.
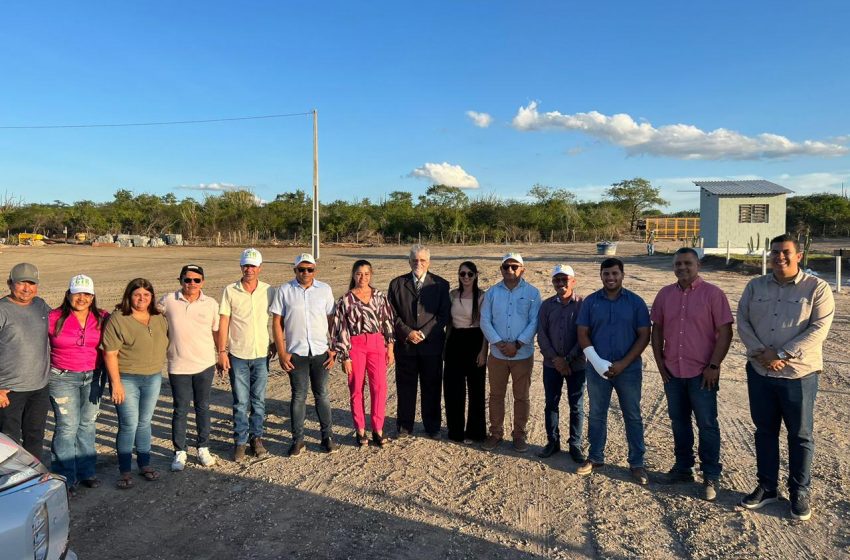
[651,247,733,501]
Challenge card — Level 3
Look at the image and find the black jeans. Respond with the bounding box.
[289,353,333,442]
[394,352,443,435]
[0,385,50,459]
[747,363,818,495]
[169,367,215,451]
[443,328,486,442]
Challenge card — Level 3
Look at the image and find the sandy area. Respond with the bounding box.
[2,241,848,559]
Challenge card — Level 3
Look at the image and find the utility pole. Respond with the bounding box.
[312,109,320,259]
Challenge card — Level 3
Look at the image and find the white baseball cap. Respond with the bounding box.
[240,248,263,267]
[69,274,95,294]
[294,253,316,266]
[501,252,524,265]
[552,264,576,277]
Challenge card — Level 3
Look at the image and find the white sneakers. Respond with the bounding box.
[197,447,217,467]
[171,448,217,471]
[171,450,188,471]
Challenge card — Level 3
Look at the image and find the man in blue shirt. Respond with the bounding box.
[480,253,541,453]
[270,253,337,457]
[577,257,651,485]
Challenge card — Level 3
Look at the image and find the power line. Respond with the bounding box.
[0,112,313,130]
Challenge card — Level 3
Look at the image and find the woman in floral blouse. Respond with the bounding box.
[333,259,395,448]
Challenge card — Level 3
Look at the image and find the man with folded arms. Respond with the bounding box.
[480,253,541,453]
[651,248,733,501]
[737,234,834,521]
[577,257,651,485]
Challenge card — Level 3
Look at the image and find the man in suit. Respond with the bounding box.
[388,244,451,439]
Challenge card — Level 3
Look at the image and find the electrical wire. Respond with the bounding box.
[0,112,313,130]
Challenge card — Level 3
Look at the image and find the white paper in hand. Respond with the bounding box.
[583,346,612,378]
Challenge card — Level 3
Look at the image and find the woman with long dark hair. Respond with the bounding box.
[48,274,109,494]
[102,278,168,489]
[444,261,488,443]
[332,259,395,447]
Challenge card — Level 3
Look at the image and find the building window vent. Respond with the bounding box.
[739,204,769,223]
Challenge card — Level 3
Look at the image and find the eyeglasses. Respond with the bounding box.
[181,278,203,284]
[501,264,521,271]
[458,271,475,278]
[296,267,315,273]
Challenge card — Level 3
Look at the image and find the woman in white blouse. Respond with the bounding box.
[443,261,488,443]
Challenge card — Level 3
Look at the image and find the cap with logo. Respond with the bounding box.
[9,263,39,285]
[501,253,524,266]
[551,264,576,277]
[294,253,316,267]
[69,274,95,294]
[240,248,263,267]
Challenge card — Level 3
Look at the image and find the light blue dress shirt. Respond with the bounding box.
[480,278,541,360]
[269,279,335,356]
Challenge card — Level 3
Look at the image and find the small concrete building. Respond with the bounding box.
[696,180,793,251]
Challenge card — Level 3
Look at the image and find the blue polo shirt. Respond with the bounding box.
[576,287,650,372]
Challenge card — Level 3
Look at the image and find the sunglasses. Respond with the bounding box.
[296,267,315,273]
[76,329,86,347]
[181,277,203,284]
[501,264,521,271]
[458,271,475,278]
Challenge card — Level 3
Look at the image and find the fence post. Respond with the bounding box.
[837,255,842,293]
[762,249,767,276]
[726,240,730,265]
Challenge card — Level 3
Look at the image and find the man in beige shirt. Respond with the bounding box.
[737,234,834,521]
[218,248,275,462]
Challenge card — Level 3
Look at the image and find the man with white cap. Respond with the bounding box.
[218,248,275,461]
[480,253,541,453]
[271,253,338,456]
[536,264,587,462]
[0,263,52,458]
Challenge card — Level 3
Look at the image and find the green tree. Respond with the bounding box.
[605,178,667,232]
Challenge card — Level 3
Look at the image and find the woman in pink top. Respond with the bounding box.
[48,274,108,494]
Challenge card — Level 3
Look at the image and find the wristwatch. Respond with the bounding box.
[777,350,789,360]
[708,363,719,370]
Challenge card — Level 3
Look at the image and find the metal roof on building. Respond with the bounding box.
[694,180,793,196]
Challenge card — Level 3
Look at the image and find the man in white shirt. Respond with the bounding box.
[271,253,337,457]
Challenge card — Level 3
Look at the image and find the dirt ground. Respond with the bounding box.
[2,241,848,560]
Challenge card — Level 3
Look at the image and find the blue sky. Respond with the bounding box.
[1,1,849,211]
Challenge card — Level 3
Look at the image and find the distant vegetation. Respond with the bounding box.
[1,178,847,244]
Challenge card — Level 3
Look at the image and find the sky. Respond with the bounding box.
[1,1,849,211]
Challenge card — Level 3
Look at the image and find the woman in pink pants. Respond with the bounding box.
[333,260,395,447]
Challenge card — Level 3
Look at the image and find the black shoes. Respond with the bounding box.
[372,432,389,448]
[321,438,339,454]
[790,492,812,521]
[396,427,412,440]
[739,485,779,510]
[568,446,586,464]
[537,441,560,458]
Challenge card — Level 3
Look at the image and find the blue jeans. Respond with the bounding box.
[586,366,645,467]
[747,363,818,495]
[114,373,162,473]
[289,353,333,442]
[229,355,269,445]
[542,365,586,449]
[663,375,721,479]
[49,368,105,486]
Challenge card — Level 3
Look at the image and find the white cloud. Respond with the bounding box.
[409,162,479,188]
[511,101,848,160]
[466,110,493,128]
[177,182,253,193]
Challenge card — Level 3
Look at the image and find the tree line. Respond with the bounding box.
[1,178,848,244]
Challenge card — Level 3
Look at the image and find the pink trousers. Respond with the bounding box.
[348,333,388,433]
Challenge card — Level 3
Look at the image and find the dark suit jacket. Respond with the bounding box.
[388,271,451,357]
